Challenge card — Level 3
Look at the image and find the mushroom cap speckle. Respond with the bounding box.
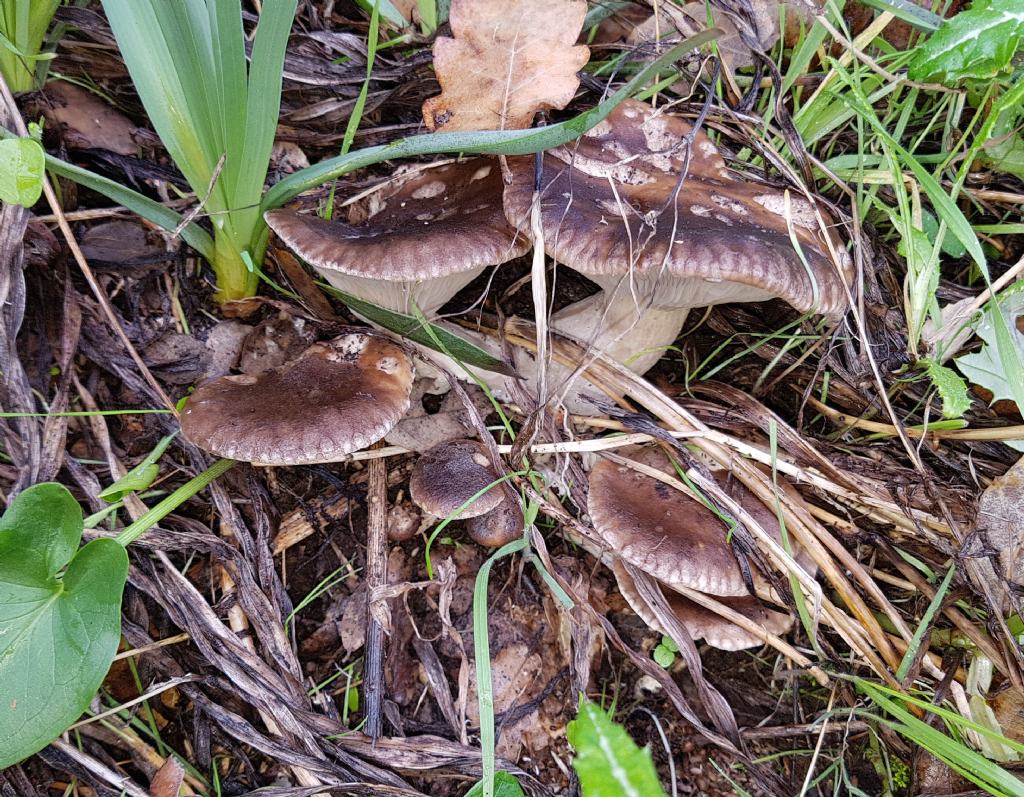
[612,561,793,651]
[503,99,852,316]
[265,159,528,281]
[410,439,506,519]
[588,446,808,596]
[181,331,414,465]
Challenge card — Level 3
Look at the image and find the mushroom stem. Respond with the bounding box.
[550,286,689,377]
[409,288,690,408]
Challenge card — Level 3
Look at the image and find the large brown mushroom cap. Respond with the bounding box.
[503,99,852,316]
[265,159,528,282]
[612,561,793,651]
[181,331,414,465]
[588,446,808,596]
[410,439,506,520]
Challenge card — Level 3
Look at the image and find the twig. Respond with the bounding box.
[49,739,150,797]
[363,440,389,740]
[68,675,197,730]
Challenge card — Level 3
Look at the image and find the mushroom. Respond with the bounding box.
[409,438,522,547]
[611,560,792,651]
[588,445,814,650]
[501,99,852,399]
[466,498,524,547]
[265,159,529,318]
[410,439,506,520]
[181,330,414,465]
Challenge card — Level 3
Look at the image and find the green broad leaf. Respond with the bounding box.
[956,282,1024,450]
[568,701,669,797]
[99,432,177,503]
[322,286,519,378]
[981,104,1024,181]
[652,644,676,668]
[0,137,45,207]
[922,359,972,418]
[907,0,1024,85]
[0,483,128,768]
[464,772,526,797]
[921,209,967,258]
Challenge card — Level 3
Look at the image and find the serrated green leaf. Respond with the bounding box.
[908,0,1024,85]
[956,282,1024,449]
[568,701,669,797]
[923,359,972,418]
[464,772,526,797]
[99,433,177,503]
[322,286,519,377]
[0,484,128,767]
[0,137,44,207]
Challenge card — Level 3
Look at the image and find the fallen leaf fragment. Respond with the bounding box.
[422,0,590,132]
[149,756,185,797]
[973,454,1024,609]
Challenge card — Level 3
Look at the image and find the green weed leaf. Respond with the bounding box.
[923,359,972,418]
[567,701,668,797]
[956,282,1024,448]
[464,772,526,797]
[0,483,128,767]
[99,432,177,503]
[908,0,1024,85]
[0,137,44,207]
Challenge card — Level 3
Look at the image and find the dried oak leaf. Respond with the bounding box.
[422,0,590,132]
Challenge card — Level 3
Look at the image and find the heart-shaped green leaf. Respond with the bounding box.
[0,483,128,768]
[0,137,45,207]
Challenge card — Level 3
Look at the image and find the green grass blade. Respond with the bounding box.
[29,145,215,259]
[321,285,518,376]
[474,535,530,797]
[262,29,721,211]
[237,0,297,208]
[856,680,1024,797]
[894,565,954,681]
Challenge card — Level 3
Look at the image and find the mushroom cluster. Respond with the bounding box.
[588,446,813,650]
[263,98,851,412]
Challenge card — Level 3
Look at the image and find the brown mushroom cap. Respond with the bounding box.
[466,498,524,547]
[181,331,414,465]
[410,439,506,520]
[265,159,528,282]
[503,99,851,316]
[588,446,809,596]
[612,561,793,651]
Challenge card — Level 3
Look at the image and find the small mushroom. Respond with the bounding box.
[466,498,524,547]
[181,330,414,465]
[612,561,792,651]
[587,446,811,597]
[409,439,506,520]
[265,159,529,318]
[502,99,852,395]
